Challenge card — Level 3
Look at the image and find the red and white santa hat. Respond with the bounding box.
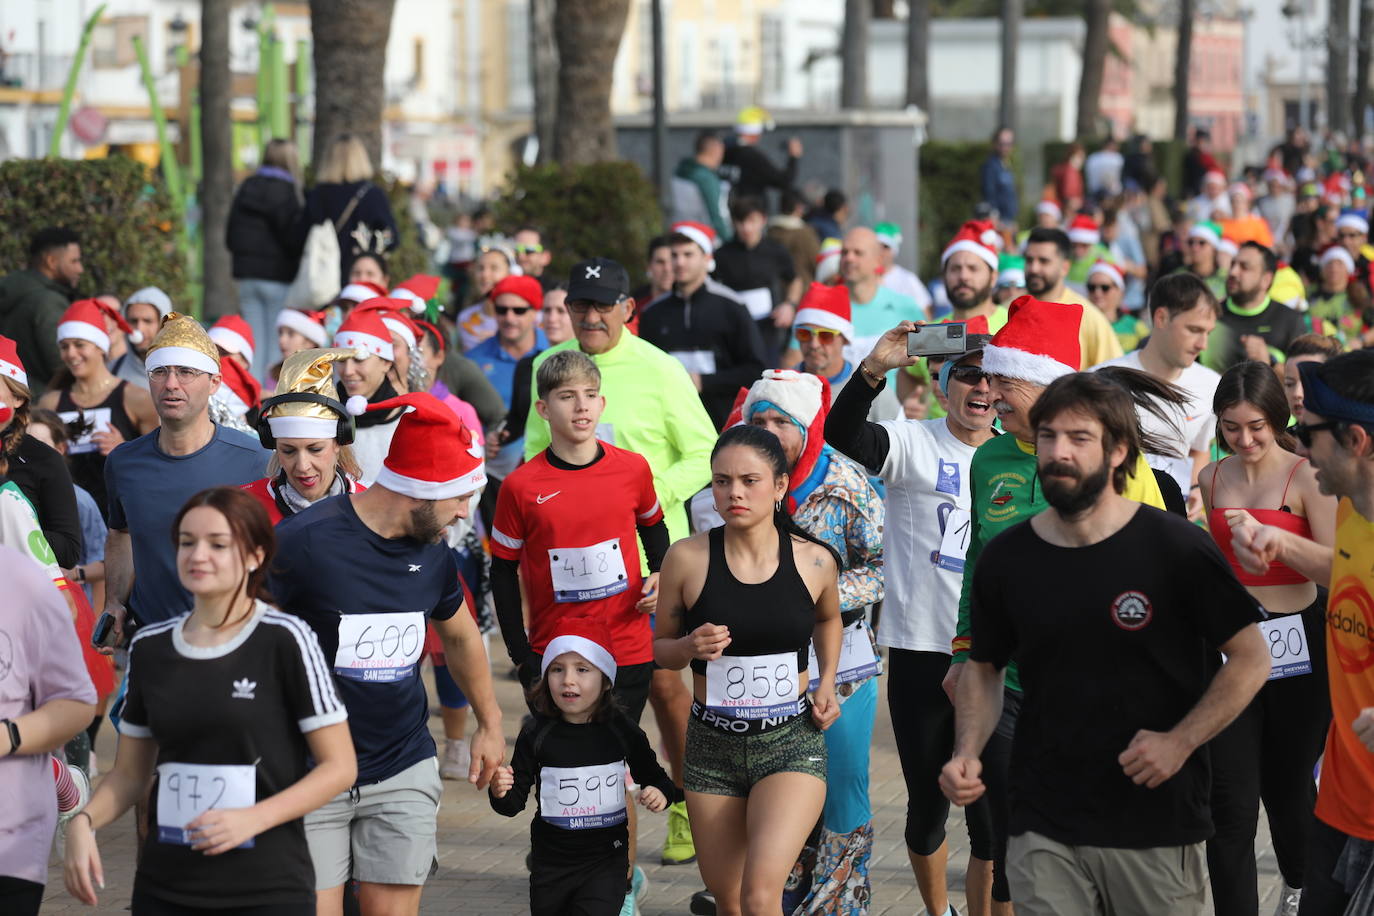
[337,280,388,303]
[57,298,142,354]
[0,335,29,391]
[1067,214,1100,246]
[733,369,832,512]
[333,307,395,361]
[390,274,442,315]
[208,315,256,366]
[351,298,420,350]
[346,391,487,499]
[815,238,843,283]
[275,308,329,347]
[541,613,617,682]
[980,295,1083,386]
[217,353,262,413]
[672,220,717,270]
[940,219,1000,272]
[793,282,853,341]
[1087,260,1125,290]
[1035,200,1063,222]
[1321,244,1357,274]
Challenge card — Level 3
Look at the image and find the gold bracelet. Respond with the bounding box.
[858,360,883,385]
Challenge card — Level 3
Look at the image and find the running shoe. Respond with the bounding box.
[688,889,715,915]
[661,800,696,864]
[438,738,470,780]
[1274,885,1301,916]
[632,865,647,902]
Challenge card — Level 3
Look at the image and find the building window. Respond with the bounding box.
[761,14,783,98]
[92,15,150,69]
[506,0,532,113]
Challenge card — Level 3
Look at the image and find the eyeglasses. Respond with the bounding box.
[567,299,623,314]
[949,365,989,385]
[1291,420,1342,448]
[1338,230,1364,240]
[794,327,839,345]
[1185,238,1211,247]
[148,366,209,383]
[515,243,544,255]
[1086,283,1115,294]
[494,305,533,316]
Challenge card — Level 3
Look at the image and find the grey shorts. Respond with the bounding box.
[1006,830,1206,916]
[305,756,443,890]
[684,705,827,797]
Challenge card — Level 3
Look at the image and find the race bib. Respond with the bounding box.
[549,538,630,602]
[705,652,800,720]
[935,508,972,573]
[807,620,881,691]
[737,287,774,320]
[156,762,255,847]
[670,350,717,375]
[1260,615,1312,680]
[334,612,425,682]
[58,407,113,455]
[538,761,627,829]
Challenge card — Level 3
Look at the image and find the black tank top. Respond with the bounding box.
[684,525,815,676]
[56,382,140,522]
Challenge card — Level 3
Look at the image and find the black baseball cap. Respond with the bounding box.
[566,257,630,304]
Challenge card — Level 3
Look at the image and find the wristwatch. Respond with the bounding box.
[75,566,86,583]
[2,718,20,755]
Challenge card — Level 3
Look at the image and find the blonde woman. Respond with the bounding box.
[298,133,397,285]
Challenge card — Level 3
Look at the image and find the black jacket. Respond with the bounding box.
[226,173,304,283]
[6,434,83,568]
[297,181,398,283]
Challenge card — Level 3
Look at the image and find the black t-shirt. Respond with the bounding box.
[969,505,1261,849]
[118,604,347,907]
[269,494,463,785]
[489,710,679,861]
[1215,298,1309,368]
[712,237,796,310]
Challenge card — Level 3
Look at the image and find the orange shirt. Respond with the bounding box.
[1316,498,1374,840]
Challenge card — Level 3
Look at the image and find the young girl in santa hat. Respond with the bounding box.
[490,615,679,916]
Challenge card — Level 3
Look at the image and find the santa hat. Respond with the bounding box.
[874,221,903,254]
[793,282,852,341]
[333,308,395,362]
[145,312,221,375]
[57,298,142,354]
[980,295,1082,386]
[1188,220,1222,247]
[1228,181,1253,201]
[672,221,717,270]
[0,335,29,391]
[489,275,544,310]
[1088,261,1125,290]
[1337,210,1370,235]
[275,308,330,348]
[941,220,1000,272]
[337,280,388,303]
[541,613,617,682]
[125,287,173,319]
[1321,244,1357,274]
[730,369,831,512]
[208,315,255,366]
[217,352,262,412]
[1067,214,1100,246]
[390,274,442,315]
[1035,200,1063,222]
[1217,237,1239,257]
[815,238,842,283]
[1204,169,1228,188]
[346,391,486,499]
[352,298,420,350]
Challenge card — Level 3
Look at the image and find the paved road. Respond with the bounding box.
[42,658,1284,914]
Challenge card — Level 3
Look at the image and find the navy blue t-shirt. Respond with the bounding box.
[106,425,267,624]
[270,494,462,785]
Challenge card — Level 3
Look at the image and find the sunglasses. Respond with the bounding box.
[1086,283,1116,294]
[1291,420,1342,448]
[795,327,839,345]
[494,305,532,316]
[948,365,989,385]
[515,243,545,255]
[567,299,623,314]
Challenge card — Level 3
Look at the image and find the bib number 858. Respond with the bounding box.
[722,662,794,700]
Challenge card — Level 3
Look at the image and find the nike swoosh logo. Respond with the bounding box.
[536,492,561,504]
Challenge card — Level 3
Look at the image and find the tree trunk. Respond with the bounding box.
[309,0,397,173]
[1076,0,1110,138]
[905,0,929,112]
[1173,0,1192,140]
[873,0,896,17]
[553,0,631,164]
[999,0,1021,132]
[1332,0,1353,135]
[531,0,558,164]
[201,0,235,320]
[1357,0,1374,139]
[841,0,869,109]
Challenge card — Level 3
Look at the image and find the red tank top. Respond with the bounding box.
[1208,457,1314,587]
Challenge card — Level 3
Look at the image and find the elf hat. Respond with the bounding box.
[0,335,28,391]
[672,220,718,271]
[1337,209,1370,235]
[490,275,545,309]
[145,312,221,375]
[1088,261,1125,290]
[208,315,256,366]
[941,220,1000,272]
[345,391,486,499]
[390,274,442,315]
[997,253,1026,289]
[1321,244,1357,274]
[337,280,389,304]
[815,238,843,283]
[793,282,853,341]
[351,298,420,350]
[333,307,395,361]
[1035,200,1063,222]
[275,308,330,348]
[874,221,903,254]
[1188,220,1222,247]
[57,298,142,354]
[125,287,173,319]
[541,613,617,682]
[980,295,1082,387]
[1068,214,1100,246]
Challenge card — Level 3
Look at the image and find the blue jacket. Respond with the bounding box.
[979,155,1018,223]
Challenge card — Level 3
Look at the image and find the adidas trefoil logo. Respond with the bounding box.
[232,678,257,700]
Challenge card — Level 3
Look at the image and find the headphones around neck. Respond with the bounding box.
[255,392,356,449]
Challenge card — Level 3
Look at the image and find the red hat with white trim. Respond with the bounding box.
[1320,244,1357,274]
[541,613,617,682]
[345,391,486,500]
[57,298,142,354]
[337,280,388,303]
[489,275,545,310]
[793,282,852,341]
[275,308,329,348]
[1067,214,1100,246]
[941,220,1000,272]
[208,315,256,366]
[217,353,262,412]
[351,298,420,350]
[1088,260,1125,290]
[333,308,395,362]
[815,238,842,283]
[0,335,28,391]
[390,274,442,314]
[672,220,718,271]
[980,295,1082,387]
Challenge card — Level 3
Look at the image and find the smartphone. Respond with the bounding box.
[907,321,968,358]
[91,611,119,649]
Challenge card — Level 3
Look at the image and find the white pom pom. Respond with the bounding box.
[128,330,144,345]
[346,395,369,416]
[410,299,426,315]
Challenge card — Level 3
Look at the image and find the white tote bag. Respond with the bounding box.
[284,184,367,309]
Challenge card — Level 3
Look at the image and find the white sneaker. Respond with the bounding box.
[439,738,470,780]
[1274,884,1301,916]
[87,750,98,779]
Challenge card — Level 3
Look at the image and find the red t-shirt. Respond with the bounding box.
[491,443,664,665]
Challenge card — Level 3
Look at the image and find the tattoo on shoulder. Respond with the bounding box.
[814,556,824,567]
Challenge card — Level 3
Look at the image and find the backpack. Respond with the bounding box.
[284,184,368,310]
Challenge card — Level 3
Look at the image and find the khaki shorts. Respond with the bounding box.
[1006,830,1206,916]
[305,757,443,890]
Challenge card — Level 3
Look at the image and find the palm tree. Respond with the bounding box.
[842,0,870,108]
[1332,0,1353,136]
[905,0,930,111]
[553,0,632,163]
[999,0,1022,132]
[1076,0,1111,138]
[1173,0,1193,141]
[308,0,397,173]
[201,0,235,318]
[531,0,558,164]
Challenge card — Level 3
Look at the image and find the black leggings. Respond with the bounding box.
[887,649,1012,901]
[1207,592,1331,916]
[0,876,43,916]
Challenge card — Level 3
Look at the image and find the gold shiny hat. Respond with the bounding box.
[261,347,356,441]
[144,312,221,375]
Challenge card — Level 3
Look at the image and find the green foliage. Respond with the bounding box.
[919,141,1020,279]
[491,162,663,285]
[0,156,185,302]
